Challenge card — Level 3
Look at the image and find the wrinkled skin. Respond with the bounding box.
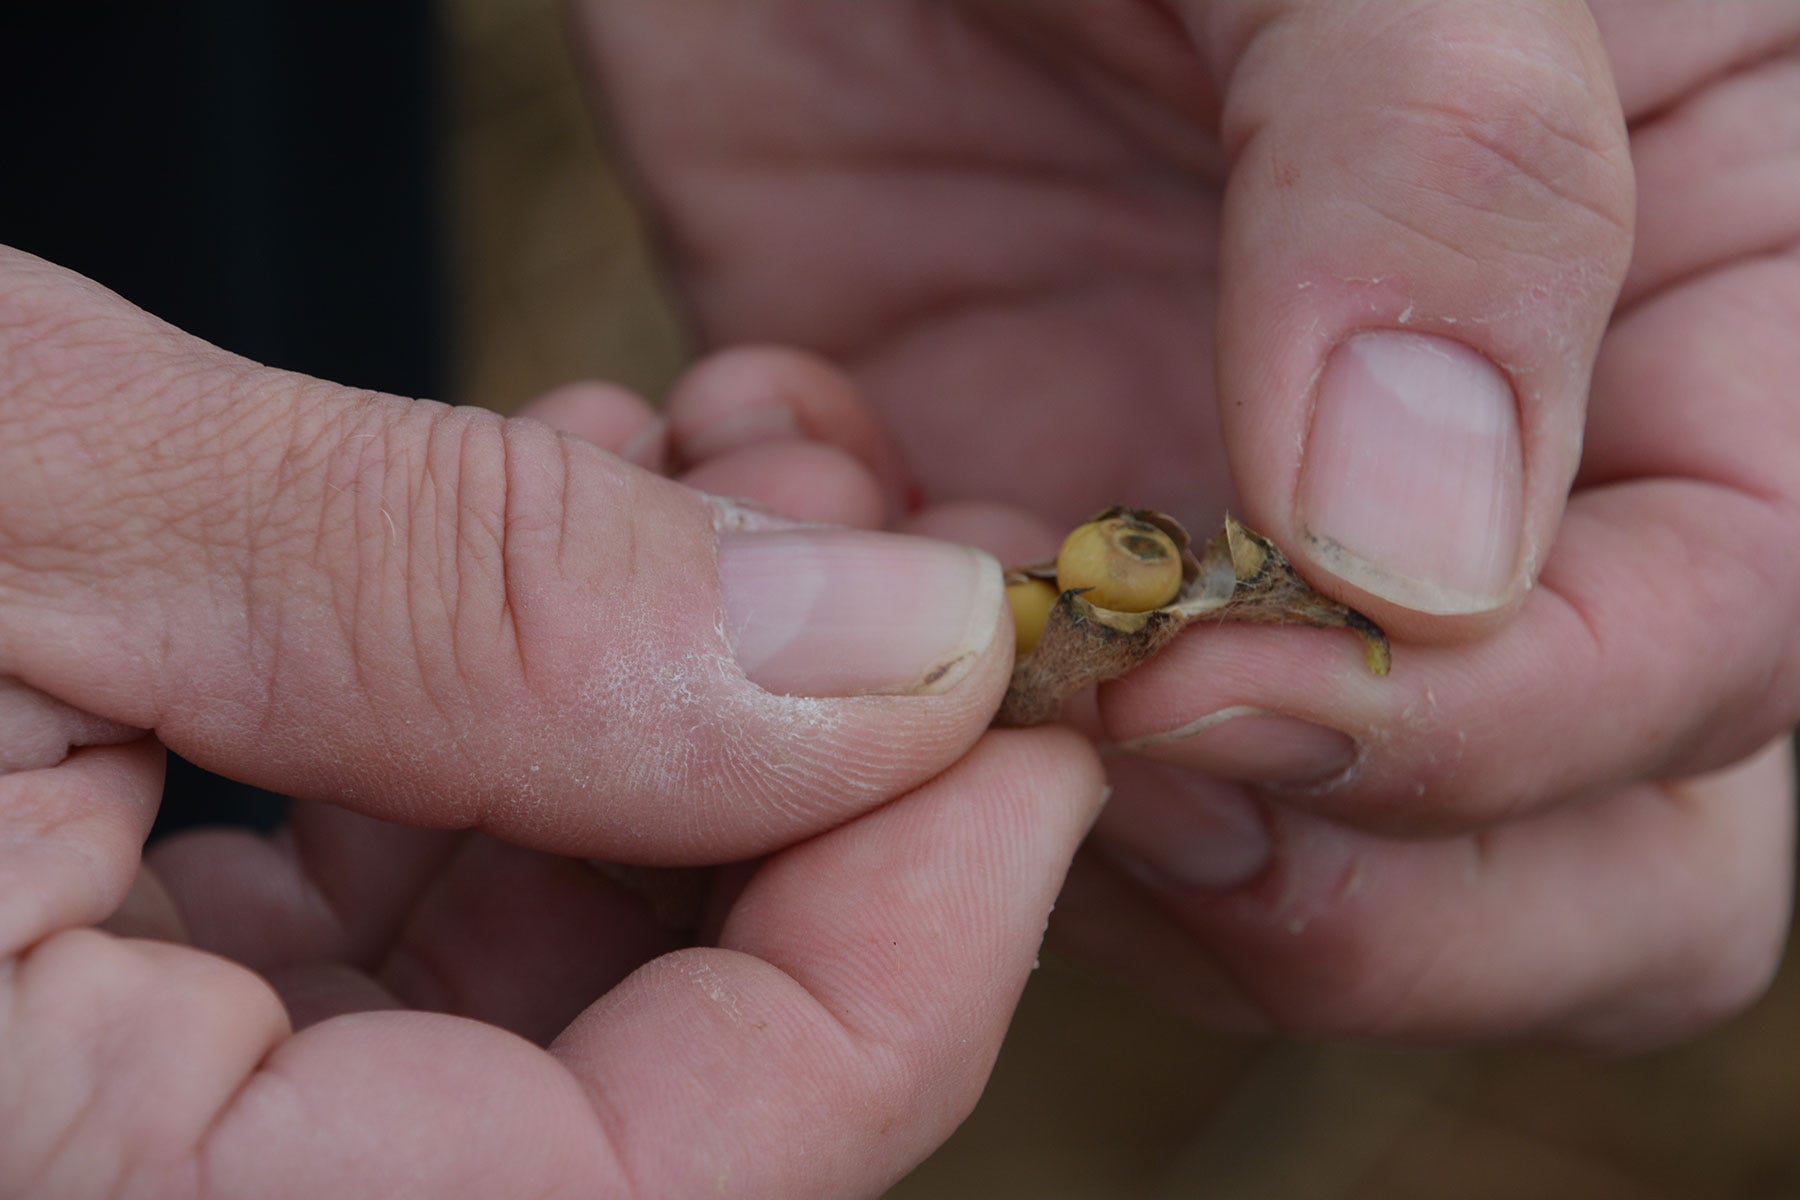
[574,0,1800,1047]
[3,2,1799,1196]
[0,252,1090,1198]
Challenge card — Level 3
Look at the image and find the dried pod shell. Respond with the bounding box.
[996,509,1389,727]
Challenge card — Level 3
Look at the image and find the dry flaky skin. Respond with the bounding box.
[996,509,1390,728]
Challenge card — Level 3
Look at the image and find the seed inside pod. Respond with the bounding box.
[999,509,1390,727]
[1055,516,1183,612]
[1006,577,1060,655]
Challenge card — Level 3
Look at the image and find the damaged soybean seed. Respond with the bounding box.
[996,508,1390,728]
[1055,514,1184,613]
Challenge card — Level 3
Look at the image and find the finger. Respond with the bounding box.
[679,440,887,528]
[1085,738,1794,1049]
[552,727,1108,1195]
[260,962,405,1031]
[140,806,456,1027]
[0,732,287,1196]
[147,803,678,1041]
[898,500,1063,565]
[0,249,1012,862]
[1101,257,1800,833]
[513,379,667,471]
[0,738,163,957]
[1190,0,1634,635]
[1,676,143,772]
[1585,0,1800,119]
[100,867,188,943]
[665,345,918,515]
[3,729,1102,1196]
[1617,50,1800,309]
[375,837,678,1044]
[142,809,461,971]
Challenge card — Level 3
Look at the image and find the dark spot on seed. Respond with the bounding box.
[1120,533,1170,561]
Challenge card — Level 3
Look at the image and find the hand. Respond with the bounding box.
[0,248,1012,859]
[0,250,1107,1195]
[574,0,1800,1048]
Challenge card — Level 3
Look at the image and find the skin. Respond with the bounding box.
[0,253,1103,1197]
[573,0,1800,1048]
[2,1,1797,1193]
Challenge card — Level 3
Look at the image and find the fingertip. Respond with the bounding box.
[516,380,667,471]
[99,867,189,943]
[1092,756,1271,893]
[1232,321,1547,646]
[982,722,1110,825]
[680,440,886,529]
[898,500,1063,565]
[543,728,1106,1196]
[666,345,916,514]
[1209,0,1631,639]
[0,738,167,955]
[1094,620,1390,813]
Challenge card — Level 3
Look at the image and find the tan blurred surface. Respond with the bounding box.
[888,944,1800,1199]
[443,0,685,411]
[446,3,1800,1196]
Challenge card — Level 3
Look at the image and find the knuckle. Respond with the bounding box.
[432,408,576,709]
[322,400,526,718]
[1565,766,1795,1052]
[1364,33,1635,270]
[414,404,517,691]
[308,401,585,767]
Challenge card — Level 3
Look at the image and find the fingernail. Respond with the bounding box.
[1127,706,1357,788]
[719,529,1002,697]
[1096,757,1271,891]
[1300,330,1523,614]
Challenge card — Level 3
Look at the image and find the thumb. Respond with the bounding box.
[1195,0,1634,635]
[0,249,1010,861]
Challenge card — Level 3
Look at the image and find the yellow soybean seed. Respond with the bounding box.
[1007,577,1059,655]
[1055,517,1182,612]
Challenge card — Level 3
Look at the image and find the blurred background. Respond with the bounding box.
[4,2,1798,1195]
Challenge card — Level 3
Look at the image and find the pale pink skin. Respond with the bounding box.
[2,3,1800,1195]
[572,0,1800,1047]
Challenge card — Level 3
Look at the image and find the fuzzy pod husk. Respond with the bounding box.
[996,508,1389,727]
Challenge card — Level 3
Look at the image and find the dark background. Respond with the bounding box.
[1,0,443,835]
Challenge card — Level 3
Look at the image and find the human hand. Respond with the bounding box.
[0,249,1107,1195]
[574,0,1800,1048]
